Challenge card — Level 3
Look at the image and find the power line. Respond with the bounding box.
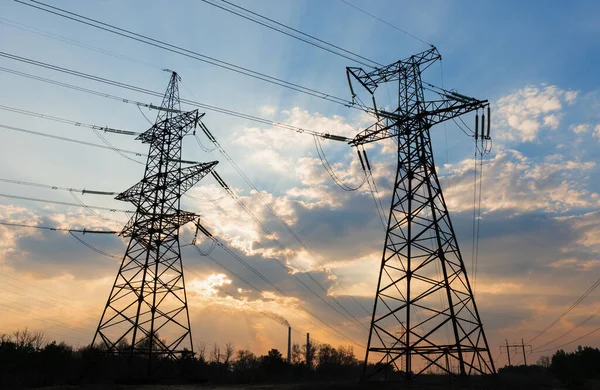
[198,125,370,324]
[0,57,352,141]
[0,176,118,195]
[528,276,600,344]
[0,16,163,71]
[533,307,600,352]
[0,122,145,157]
[0,104,140,135]
[195,240,365,348]
[0,192,131,213]
[0,221,118,234]
[339,0,432,47]
[200,0,381,68]
[535,325,600,354]
[15,0,355,107]
[313,135,368,192]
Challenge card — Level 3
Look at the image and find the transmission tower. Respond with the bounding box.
[92,71,218,372]
[346,47,495,379]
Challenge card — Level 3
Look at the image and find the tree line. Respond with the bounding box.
[0,328,362,388]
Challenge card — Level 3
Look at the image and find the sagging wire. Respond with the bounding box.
[0,221,117,234]
[210,169,370,330]
[185,191,228,204]
[357,146,387,229]
[194,134,217,153]
[92,128,145,165]
[470,106,492,295]
[136,104,154,126]
[69,231,120,259]
[313,135,368,192]
[187,103,371,321]
[69,191,113,223]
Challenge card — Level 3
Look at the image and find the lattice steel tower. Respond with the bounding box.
[92,72,217,369]
[346,47,495,379]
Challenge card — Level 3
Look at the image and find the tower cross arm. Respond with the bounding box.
[347,47,441,95]
[349,96,487,147]
[177,161,219,194]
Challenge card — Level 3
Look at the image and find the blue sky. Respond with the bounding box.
[1,0,600,370]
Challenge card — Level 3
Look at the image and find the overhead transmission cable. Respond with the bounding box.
[0,221,117,234]
[0,16,162,71]
[206,171,368,330]
[191,240,365,347]
[15,0,355,107]
[200,0,381,68]
[313,135,368,192]
[528,276,600,344]
[182,83,368,319]
[0,56,352,141]
[0,172,366,344]
[0,181,365,345]
[0,177,117,195]
[339,0,433,47]
[0,192,131,213]
[0,104,140,135]
[194,119,371,319]
[0,123,145,158]
[533,307,600,352]
[534,324,600,354]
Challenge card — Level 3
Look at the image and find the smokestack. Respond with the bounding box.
[287,326,291,363]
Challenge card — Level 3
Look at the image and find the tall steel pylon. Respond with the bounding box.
[92,71,218,371]
[346,47,495,379]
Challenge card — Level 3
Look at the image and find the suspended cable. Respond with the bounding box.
[470,149,478,289]
[92,128,145,165]
[339,0,433,47]
[358,146,386,229]
[201,0,381,68]
[0,220,117,233]
[68,231,120,259]
[201,127,370,327]
[473,148,484,294]
[535,325,600,354]
[0,16,162,71]
[209,179,369,330]
[15,0,355,107]
[0,301,90,335]
[195,238,366,348]
[534,307,600,352]
[528,276,600,344]
[0,122,146,157]
[0,177,117,195]
[313,135,368,192]
[0,192,131,213]
[0,104,139,135]
[194,134,217,153]
[0,59,351,141]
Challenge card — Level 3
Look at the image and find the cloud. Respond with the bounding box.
[594,124,600,139]
[494,84,578,143]
[442,149,599,214]
[570,123,590,134]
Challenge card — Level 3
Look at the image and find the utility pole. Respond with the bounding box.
[347,47,495,380]
[505,340,511,366]
[503,339,532,366]
[91,71,218,374]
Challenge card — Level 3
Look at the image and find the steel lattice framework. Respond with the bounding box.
[347,47,495,379]
[92,72,218,370]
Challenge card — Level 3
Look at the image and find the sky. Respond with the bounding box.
[1,0,600,371]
